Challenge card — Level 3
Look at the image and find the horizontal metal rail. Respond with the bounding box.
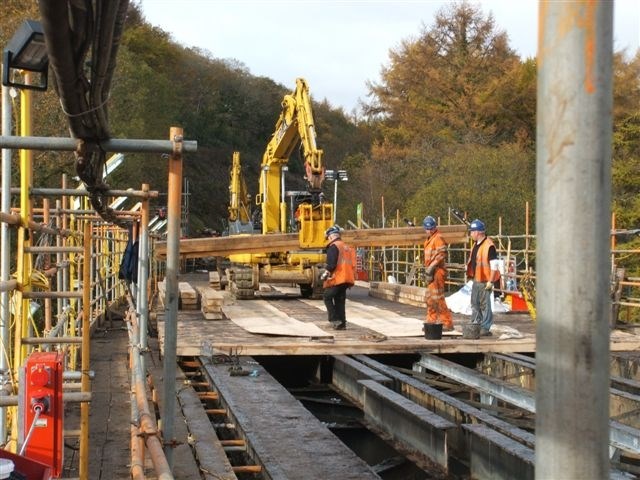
[22,337,83,345]
[22,291,83,299]
[25,246,84,254]
[0,135,197,154]
[0,392,91,407]
[31,187,158,198]
[0,280,17,293]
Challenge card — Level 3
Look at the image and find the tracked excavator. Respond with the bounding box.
[228,151,255,235]
[228,78,334,299]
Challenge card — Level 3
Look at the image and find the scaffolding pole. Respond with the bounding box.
[536,2,613,479]
[161,127,183,469]
[0,69,12,444]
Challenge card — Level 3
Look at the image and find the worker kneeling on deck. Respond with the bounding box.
[423,216,454,333]
[322,225,356,330]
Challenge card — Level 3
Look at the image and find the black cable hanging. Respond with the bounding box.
[38,0,130,227]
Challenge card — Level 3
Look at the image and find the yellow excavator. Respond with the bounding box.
[228,78,334,299]
[228,151,255,235]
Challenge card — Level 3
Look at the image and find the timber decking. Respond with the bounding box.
[156,274,640,357]
[202,356,380,479]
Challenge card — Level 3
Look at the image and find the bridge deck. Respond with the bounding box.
[156,273,640,357]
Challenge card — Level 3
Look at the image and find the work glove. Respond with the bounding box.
[425,274,434,284]
[484,281,493,291]
[425,265,435,276]
[320,270,331,281]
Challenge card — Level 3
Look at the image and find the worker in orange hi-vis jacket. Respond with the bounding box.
[322,225,356,330]
[422,216,453,332]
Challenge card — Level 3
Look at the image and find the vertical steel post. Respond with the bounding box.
[43,198,52,334]
[137,184,150,373]
[61,175,69,312]
[80,222,91,479]
[333,178,338,223]
[162,127,183,468]
[0,69,13,443]
[13,75,34,385]
[536,2,613,479]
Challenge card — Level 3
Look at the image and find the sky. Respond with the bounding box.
[138,0,640,113]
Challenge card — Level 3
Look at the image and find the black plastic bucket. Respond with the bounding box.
[424,323,443,340]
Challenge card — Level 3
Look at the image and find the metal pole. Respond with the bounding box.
[80,222,91,479]
[56,200,62,321]
[14,75,34,383]
[42,199,52,335]
[536,2,613,479]
[137,184,150,373]
[0,135,197,153]
[333,178,338,224]
[162,127,183,469]
[0,70,13,444]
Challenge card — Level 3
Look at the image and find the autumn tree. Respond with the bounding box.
[354,1,537,227]
[611,51,640,274]
[365,1,534,147]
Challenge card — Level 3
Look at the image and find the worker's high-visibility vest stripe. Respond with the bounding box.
[324,240,356,287]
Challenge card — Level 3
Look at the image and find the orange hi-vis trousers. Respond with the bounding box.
[425,268,453,329]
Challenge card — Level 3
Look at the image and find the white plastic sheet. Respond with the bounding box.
[445,281,510,315]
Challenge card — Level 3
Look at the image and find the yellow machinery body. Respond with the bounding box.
[227,79,334,299]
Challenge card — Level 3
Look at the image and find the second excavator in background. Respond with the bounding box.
[227,78,334,299]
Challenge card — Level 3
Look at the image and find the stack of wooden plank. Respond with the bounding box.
[369,282,427,308]
[208,271,221,290]
[179,282,198,310]
[197,286,225,320]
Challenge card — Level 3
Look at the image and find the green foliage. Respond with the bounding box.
[611,52,640,274]
[103,5,371,234]
[403,143,535,233]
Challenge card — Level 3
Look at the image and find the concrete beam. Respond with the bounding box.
[359,379,454,472]
[352,355,535,459]
[331,355,393,405]
[463,424,534,480]
[415,354,640,455]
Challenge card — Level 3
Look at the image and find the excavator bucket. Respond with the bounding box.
[298,203,333,248]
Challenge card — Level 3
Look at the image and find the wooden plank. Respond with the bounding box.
[155,225,468,259]
[175,373,236,479]
[300,299,462,337]
[157,312,539,356]
[222,300,334,338]
[179,282,197,298]
[202,357,380,479]
[146,340,204,479]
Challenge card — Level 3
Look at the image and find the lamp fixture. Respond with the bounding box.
[2,20,49,91]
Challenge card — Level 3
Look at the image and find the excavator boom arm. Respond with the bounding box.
[259,78,327,234]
